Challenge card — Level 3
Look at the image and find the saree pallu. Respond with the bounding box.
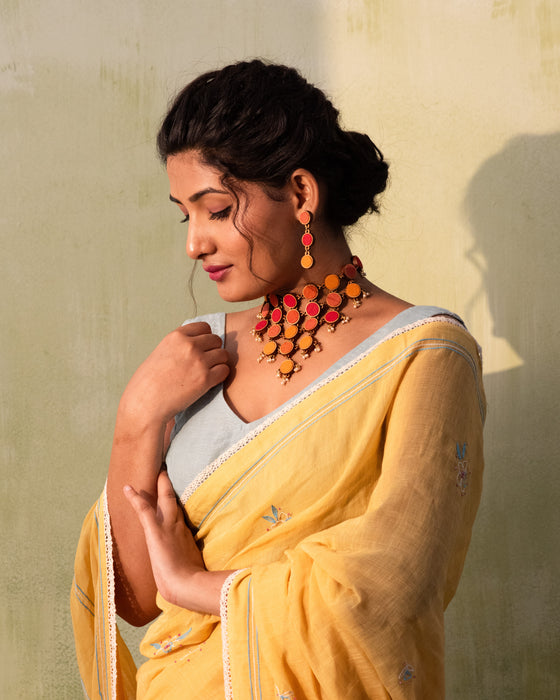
[72,316,485,699]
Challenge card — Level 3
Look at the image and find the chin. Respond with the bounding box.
[216,285,264,304]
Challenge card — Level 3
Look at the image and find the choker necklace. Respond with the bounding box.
[251,256,369,384]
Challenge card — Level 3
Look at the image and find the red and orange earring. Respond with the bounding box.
[299,211,314,269]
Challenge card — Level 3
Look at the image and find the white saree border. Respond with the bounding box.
[101,482,119,700]
[71,485,120,700]
[220,569,249,700]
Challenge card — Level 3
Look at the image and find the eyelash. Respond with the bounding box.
[210,206,232,221]
[180,206,232,224]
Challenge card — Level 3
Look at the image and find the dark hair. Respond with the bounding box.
[157,59,388,228]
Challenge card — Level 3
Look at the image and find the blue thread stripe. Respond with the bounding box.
[199,338,484,524]
[76,582,94,606]
[246,578,255,700]
[255,626,262,699]
[73,585,94,617]
[75,582,95,609]
[94,643,102,699]
[73,594,94,617]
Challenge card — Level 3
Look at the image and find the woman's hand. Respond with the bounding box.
[120,322,231,428]
[123,470,233,616]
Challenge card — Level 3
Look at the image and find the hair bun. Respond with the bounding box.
[322,131,389,227]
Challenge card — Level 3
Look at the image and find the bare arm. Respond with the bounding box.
[106,322,230,626]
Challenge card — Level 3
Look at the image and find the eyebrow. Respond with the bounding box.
[169,187,228,205]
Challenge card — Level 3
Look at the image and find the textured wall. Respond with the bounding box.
[1,1,559,697]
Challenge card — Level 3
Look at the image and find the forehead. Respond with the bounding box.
[166,151,224,191]
[166,151,280,209]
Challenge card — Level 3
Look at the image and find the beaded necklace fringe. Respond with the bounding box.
[251,256,369,383]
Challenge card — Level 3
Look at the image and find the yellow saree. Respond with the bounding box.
[72,313,485,699]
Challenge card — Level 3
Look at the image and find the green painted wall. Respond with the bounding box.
[2,1,558,696]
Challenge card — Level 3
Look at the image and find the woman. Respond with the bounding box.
[72,60,485,700]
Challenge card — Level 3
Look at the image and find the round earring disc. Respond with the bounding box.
[300,254,314,269]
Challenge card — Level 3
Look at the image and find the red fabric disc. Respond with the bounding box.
[283,293,298,309]
[305,301,320,317]
[301,232,314,247]
[324,310,340,324]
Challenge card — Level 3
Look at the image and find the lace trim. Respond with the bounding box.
[180,314,473,505]
[220,570,247,700]
[102,482,118,700]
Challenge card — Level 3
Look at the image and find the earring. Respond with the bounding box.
[299,210,314,269]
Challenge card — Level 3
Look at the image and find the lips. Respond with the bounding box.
[203,264,232,282]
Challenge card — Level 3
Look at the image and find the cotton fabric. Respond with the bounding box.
[71,311,485,699]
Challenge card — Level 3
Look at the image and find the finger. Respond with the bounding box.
[178,321,212,336]
[207,362,230,386]
[172,328,223,353]
[191,332,225,351]
[156,471,181,522]
[204,347,231,367]
[123,485,157,528]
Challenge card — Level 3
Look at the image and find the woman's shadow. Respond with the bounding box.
[446,133,560,697]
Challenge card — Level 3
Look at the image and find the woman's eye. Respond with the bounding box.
[210,206,231,221]
[180,215,189,223]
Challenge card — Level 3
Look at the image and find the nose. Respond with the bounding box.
[185,220,215,260]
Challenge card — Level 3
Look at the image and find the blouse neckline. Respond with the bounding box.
[216,304,461,427]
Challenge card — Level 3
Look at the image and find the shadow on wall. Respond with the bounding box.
[446,133,560,698]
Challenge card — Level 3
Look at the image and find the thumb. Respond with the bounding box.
[123,484,157,528]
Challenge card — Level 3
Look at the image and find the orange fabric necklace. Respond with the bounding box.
[251,256,369,383]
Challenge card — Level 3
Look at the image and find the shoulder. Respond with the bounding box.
[388,308,486,419]
[397,306,481,358]
[358,304,484,400]
[360,304,477,354]
[386,306,482,370]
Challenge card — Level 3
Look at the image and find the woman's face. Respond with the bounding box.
[166,150,304,302]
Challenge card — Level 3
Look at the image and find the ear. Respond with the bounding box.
[288,169,320,220]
